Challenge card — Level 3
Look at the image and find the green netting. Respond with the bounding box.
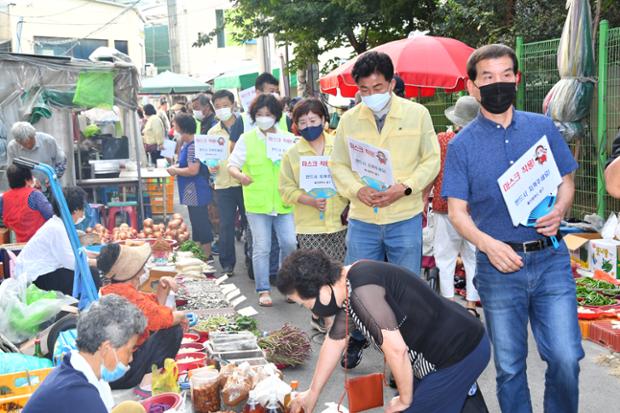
[606,27,620,215]
[417,90,459,133]
[520,25,620,219]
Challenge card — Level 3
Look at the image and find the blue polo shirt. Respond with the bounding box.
[441,109,578,243]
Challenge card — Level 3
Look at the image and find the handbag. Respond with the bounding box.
[338,285,385,413]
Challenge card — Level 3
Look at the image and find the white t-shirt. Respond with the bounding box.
[15,215,75,282]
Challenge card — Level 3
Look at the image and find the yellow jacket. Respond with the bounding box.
[279,133,348,234]
[329,95,440,225]
[143,115,165,145]
[207,121,240,190]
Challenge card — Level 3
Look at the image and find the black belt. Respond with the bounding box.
[505,233,563,253]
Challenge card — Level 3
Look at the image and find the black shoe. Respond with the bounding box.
[340,337,369,369]
[207,255,215,265]
[222,266,234,276]
[311,316,327,333]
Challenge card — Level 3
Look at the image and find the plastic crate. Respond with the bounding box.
[146,177,175,215]
[0,368,53,412]
[587,320,620,352]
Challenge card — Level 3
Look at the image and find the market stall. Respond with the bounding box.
[0,52,147,220]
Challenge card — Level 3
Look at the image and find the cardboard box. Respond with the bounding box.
[564,233,600,270]
[140,266,176,293]
[589,238,620,278]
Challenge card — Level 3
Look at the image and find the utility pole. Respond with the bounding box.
[167,0,180,72]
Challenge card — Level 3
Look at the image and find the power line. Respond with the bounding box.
[64,0,142,56]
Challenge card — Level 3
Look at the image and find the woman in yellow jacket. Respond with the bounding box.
[279,98,349,332]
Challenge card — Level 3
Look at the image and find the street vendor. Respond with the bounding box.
[98,243,186,390]
[14,186,99,295]
[23,294,147,413]
[0,164,53,242]
[7,121,67,192]
[277,250,490,413]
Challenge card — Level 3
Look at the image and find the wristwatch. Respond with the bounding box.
[402,184,412,196]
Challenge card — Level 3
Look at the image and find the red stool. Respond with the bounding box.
[106,202,138,231]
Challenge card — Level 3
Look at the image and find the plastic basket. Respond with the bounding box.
[0,368,53,412]
[588,320,620,352]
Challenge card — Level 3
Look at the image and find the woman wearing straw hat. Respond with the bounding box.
[98,243,186,389]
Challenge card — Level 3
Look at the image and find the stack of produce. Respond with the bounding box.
[139,215,189,243]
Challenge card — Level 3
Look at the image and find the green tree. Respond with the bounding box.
[435,0,620,48]
[193,0,439,72]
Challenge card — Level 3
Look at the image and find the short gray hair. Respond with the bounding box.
[10,122,36,144]
[76,294,147,353]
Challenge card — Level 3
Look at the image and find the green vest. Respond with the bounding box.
[195,118,202,134]
[242,129,293,214]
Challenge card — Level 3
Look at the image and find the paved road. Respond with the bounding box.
[156,205,620,412]
[219,240,620,413]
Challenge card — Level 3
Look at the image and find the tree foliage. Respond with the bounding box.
[193,0,620,72]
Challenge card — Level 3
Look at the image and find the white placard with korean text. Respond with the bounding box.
[266,133,296,162]
[347,137,394,186]
[194,134,227,162]
[497,135,563,226]
[299,156,336,192]
[160,139,176,159]
[239,86,257,112]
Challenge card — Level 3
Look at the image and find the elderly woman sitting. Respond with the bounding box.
[98,243,186,389]
[24,294,147,413]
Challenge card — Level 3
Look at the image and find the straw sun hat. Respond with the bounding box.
[105,243,151,282]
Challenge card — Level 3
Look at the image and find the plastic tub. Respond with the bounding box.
[139,392,181,411]
[179,342,205,353]
[181,333,200,345]
[175,351,206,372]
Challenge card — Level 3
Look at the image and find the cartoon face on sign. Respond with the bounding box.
[376,151,387,165]
[535,145,547,164]
[217,137,226,146]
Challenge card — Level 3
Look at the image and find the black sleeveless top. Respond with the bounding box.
[329,260,485,378]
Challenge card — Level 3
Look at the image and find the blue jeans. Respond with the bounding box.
[215,187,245,270]
[345,214,423,275]
[246,213,297,292]
[475,241,584,413]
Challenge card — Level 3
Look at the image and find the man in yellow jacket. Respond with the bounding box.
[329,51,440,367]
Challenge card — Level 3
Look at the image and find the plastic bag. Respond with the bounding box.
[253,367,292,406]
[0,277,76,343]
[601,213,618,240]
[0,352,53,375]
[151,358,179,395]
[222,367,252,406]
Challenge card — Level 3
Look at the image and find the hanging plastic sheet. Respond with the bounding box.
[543,0,595,142]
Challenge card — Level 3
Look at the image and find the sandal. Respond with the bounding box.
[258,292,273,307]
[467,308,480,319]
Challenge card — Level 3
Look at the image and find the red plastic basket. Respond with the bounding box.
[588,320,620,352]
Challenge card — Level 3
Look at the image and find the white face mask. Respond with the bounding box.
[271,92,280,99]
[75,213,86,225]
[193,110,204,121]
[215,107,233,121]
[361,92,391,112]
[255,116,276,131]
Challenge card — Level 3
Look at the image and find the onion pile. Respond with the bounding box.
[139,214,189,243]
[86,214,189,244]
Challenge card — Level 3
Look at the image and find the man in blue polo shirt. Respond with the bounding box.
[442,44,583,413]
